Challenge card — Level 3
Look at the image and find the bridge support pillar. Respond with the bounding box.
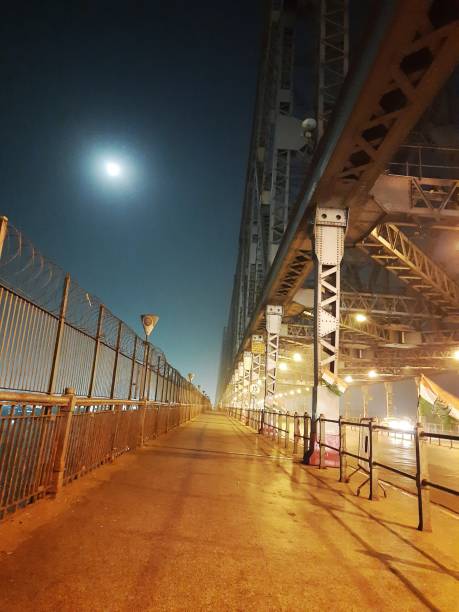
[260,305,283,433]
[384,382,394,418]
[250,335,263,411]
[362,385,369,418]
[304,208,347,465]
[242,351,252,413]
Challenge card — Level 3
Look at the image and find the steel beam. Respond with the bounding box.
[360,223,459,313]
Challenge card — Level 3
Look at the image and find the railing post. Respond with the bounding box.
[129,336,138,400]
[0,216,8,259]
[293,412,299,454]
[51,387,75,495]
[48,274,70,395]
[110,321,123,399]
[339,416,347,482]
[369,418,379,500]
[303,411,310,452]
[140,399,148,447]
[88,304,104,397]
[415,422,432,531]
[154,355,161,400]
[319,414,325,469]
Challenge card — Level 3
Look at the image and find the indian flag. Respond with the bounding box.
[321,369,348,397]
[418,375,459,424]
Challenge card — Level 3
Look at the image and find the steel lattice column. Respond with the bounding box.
[317,0,349,140]
[384,382,394,418]
[242,351,252,410]
[304,208,347,464]
[260,305,283,432]
[250,335,264,409]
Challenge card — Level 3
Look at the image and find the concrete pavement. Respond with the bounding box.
[0,412,458,611]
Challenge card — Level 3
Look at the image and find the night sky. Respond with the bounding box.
[1,2,262,400]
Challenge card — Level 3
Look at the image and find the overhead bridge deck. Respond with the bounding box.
[1,412,457,612]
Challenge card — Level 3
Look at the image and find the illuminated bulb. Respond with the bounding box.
[293,352,302,362]
[368,369,378,379]
[355,313,367,322]
[453,349,459,361]
[344,375,353,383]
[296,389,301,394]
[279,362,288,371]
[289,390,295,396]
[306,387,310,392]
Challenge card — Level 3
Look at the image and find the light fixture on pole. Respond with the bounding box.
[140,314,159,400]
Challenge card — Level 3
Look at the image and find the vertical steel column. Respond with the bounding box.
[129,336,138,400]
[141,341,150,400]
[250,334,263,409]
[317,0,349,140]
[261,305,283,432]
[304,208,347,464]
[362,386,369,418]
[384,382,394,418]
[242,351,252,411]
[48,274,70,395]
[110,321,123,399]
[237,361,244,408]
[88,304,104,397]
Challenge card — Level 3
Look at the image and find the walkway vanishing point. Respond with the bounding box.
[1,412,457,612]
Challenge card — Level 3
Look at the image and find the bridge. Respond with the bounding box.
[1,1,459,610]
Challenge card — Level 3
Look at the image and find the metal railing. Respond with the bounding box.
[0,388,202,520]
[0,217,207,406]
[389,144,459,179]
[229,407,459,532]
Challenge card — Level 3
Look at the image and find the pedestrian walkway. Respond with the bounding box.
[0,412,458,611]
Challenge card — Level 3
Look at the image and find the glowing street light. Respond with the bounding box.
[355,313,367,323]
[279,362,288,371]
[453,349,459,361]
[293,352,302,362]
[344,375,353,383]
[368,369,378,379]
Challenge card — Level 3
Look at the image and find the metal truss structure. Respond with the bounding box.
[317,0,349,139]
[360,224,459,314]
[219,1,459,412]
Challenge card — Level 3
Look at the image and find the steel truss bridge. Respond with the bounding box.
[218,0,459,459]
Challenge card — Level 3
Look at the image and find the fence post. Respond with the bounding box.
[318,414,326,468]
[48,274,70,394]
[415,423,432,531]
[88,304,104,397]
[303,411,310,452]
[129,336,137,400]
[339,416,347,482]
[110,321,123,399]
[293,412,299,454]
[0,216,8,259]
[140,399,148,447]
[369,418,379,500]
[51,387,76,495]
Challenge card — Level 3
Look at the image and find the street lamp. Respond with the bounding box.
[140,313,159,399]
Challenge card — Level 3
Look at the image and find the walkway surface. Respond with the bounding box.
[0,412,458,611]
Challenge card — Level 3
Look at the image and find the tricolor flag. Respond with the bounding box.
[321,369,348,397]
[418,375,459,424]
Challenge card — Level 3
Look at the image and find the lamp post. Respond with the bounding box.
[140,314,159,400]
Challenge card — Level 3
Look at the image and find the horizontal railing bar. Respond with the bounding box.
[423,481,458,497]
[373,461,416,481]
[421,432,459,442]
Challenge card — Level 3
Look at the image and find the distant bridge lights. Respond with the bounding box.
[344,375,353,383]
[453,349,459,361]
[355,313,367,322]
[368,370,378,379]
[279,362,288,371]
[293,352,302,362]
